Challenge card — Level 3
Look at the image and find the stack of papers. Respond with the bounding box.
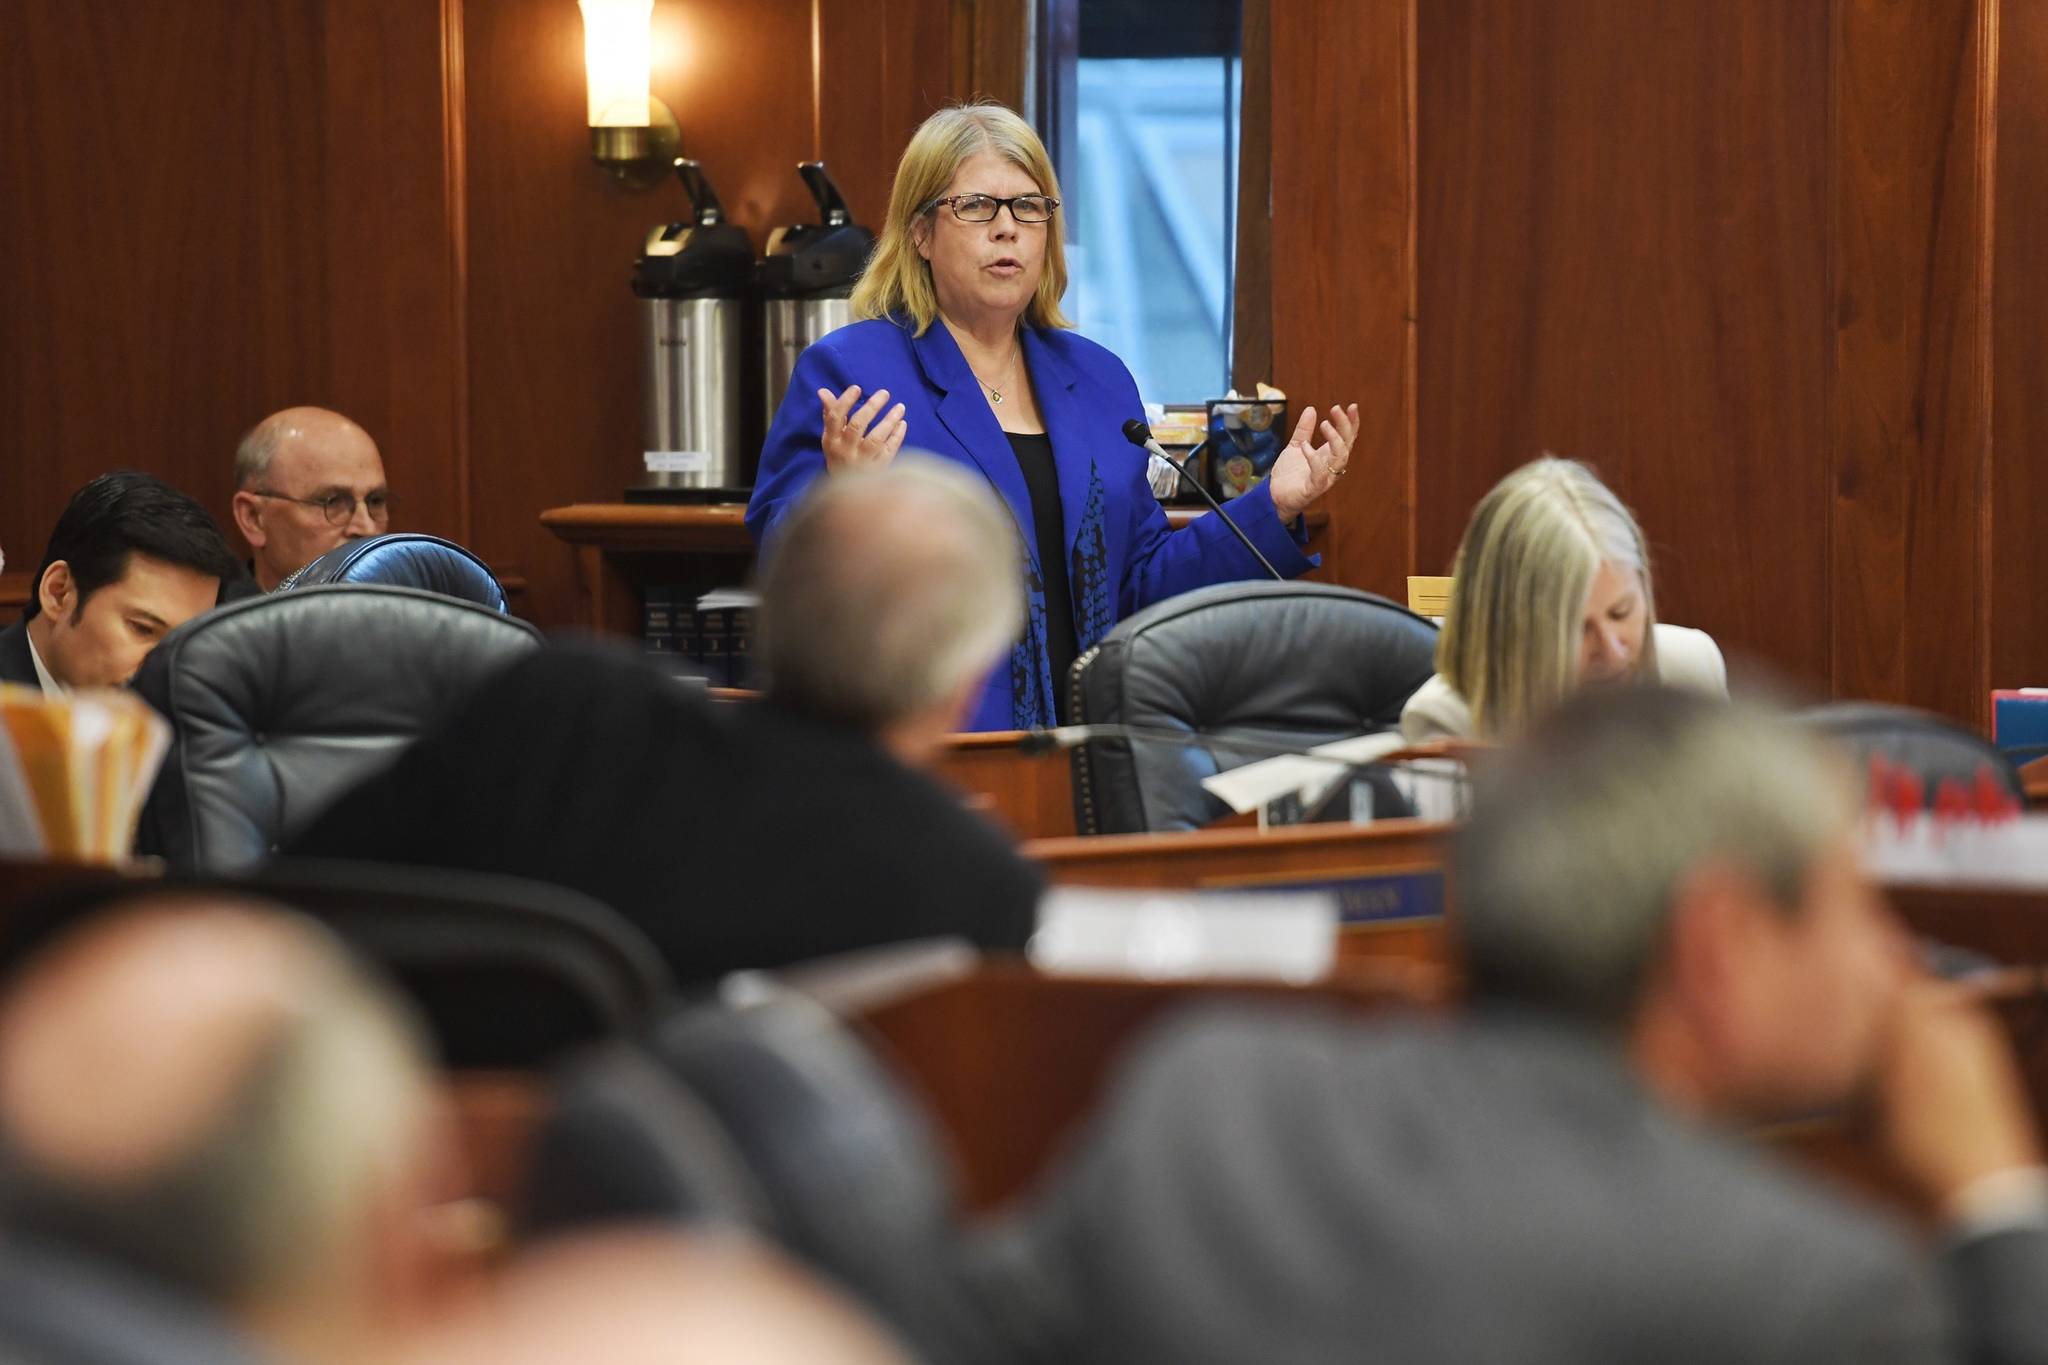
[0,684,170,861]
[1197,731,1470,825]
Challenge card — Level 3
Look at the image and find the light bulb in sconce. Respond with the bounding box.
[580,0,679,188]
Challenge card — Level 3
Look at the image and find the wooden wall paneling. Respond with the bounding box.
[459,0,816,632]
[1829,0,1997,724]
[816,0,961,231]
[959,0,1031,112]
[321,0,470,552]
[1991,0,2048,693]
[0,3,330,571]
[1266,0,1413,595]
[1415,1,1833,692]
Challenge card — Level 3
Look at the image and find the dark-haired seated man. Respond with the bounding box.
[1009,688,2048,1365]
[290,458,1043,982]
[0,472,245,692]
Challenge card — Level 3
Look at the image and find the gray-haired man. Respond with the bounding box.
[1009,687,2048,1364]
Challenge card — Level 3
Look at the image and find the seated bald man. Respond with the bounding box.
[0,471,244,692]
[230,406,392,592]
[0,896,460,1365]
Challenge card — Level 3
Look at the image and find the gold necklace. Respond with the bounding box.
[968,349,1021,407]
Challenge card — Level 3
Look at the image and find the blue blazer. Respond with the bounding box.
[748,316,1316,732]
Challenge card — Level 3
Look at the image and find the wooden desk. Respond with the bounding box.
[1889,879,2048,963]
[1026,819,1457,970]
[2022,755,2048,808]
[932,732,1076,839]
[856,960,1439,1212]
[539,502,1328,636]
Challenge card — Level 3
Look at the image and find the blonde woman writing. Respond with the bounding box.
[749,102,1359,731]
[1401,458,1726,743]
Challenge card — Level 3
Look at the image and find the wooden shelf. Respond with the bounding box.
[538,500,1331,635]
[537,501,1327,557]
[539,503,754,554]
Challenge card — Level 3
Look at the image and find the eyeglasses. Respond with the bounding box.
[250,488,395,527]
[924,193,1059,224]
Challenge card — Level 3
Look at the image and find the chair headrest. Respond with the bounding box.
[277,533,507,612]
[1070,580,1439,832]
[133,586,541,871]
[1801,700,2024,798]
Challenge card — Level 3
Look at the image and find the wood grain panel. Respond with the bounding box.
[1266,0,1413,596]
[817,0,961,231]
[1417,0,1834,691]
[963,0,1032,113]
[321,0,470,548]
[1991,1,2048,693]
[1830,0,1997,726]
[0,2,330,570]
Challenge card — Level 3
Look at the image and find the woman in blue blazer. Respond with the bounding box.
[750,103,1357,732]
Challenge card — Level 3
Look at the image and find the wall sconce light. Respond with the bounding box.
[581,0,679,188]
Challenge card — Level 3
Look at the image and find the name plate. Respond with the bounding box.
[1260,870,1446,923]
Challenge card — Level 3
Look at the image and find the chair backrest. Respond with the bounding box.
[524,994,1005,1363]
[252,859,676,1067]
[275,532,508,612]
[1069,581,1440,833]
[132,585,542,872]
[520,1044,772,1237]
[1801,701,2023,800]
[0,860,675,1070]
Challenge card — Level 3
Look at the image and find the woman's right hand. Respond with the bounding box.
[818,384,908,473]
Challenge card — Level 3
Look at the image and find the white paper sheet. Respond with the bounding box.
[1199,753,1354,815]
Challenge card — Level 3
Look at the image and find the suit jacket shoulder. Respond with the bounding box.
[0,620,38,690]
[1015,1008,1968,1365]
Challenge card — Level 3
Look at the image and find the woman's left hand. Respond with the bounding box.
[1267,403,1359,521]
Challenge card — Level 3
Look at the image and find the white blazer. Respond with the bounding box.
[1399,623,1728,744]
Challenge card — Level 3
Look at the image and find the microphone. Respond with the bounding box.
[1122,419,1284,581]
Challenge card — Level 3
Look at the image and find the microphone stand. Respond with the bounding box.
[1122,419,1285,581]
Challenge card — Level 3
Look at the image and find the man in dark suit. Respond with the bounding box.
[1004,688,2048,1364]
[290,457,1043,982]
[1,473,244,692]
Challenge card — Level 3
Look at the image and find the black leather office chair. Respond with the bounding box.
[521,1044,772,1236]
[1802,701,2024,800]
[1068,581,1440,833]
[275,532,508,612]
[132,585,541,872]
[523,995,1006,1364]
[0,860,674,1069]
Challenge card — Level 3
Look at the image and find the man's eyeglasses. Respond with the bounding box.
[250,488,395,527]
[924,193,1059,224]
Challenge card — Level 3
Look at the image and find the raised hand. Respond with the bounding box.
[818,384,909,473]
[1266,403,1359,521]
[1875,977,2044,1212]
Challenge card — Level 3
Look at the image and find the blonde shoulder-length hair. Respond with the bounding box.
[850,102,1072,335]
[1436,456,1660,740]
